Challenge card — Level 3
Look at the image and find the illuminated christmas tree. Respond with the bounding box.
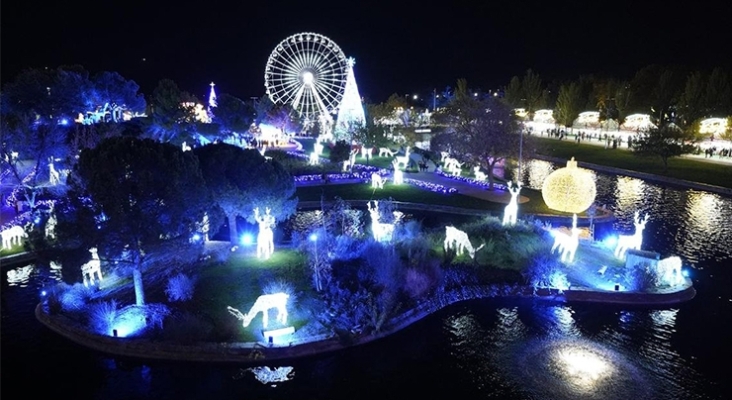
[208,82,218,108]
[334,57,365,140]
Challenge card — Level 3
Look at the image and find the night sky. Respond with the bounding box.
[2,0,730,103]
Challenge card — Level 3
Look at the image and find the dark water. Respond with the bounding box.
[3,160,731,399]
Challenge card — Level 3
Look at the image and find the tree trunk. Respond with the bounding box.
[228,213,238,246]
[487,161,498,190]
[133,252,145,306]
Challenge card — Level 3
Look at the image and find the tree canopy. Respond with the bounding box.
[631,124,698,171]
[64,136,210,304]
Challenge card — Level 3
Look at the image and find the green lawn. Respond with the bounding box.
[534,137,732,189]
[295,181,554,215]
[191,249,312,342]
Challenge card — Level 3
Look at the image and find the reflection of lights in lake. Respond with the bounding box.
[7,265,34,287]
[615,176,645,213]
[551,306,578,336]
[248,366,294,385]
[650,309,677,329]
[686,191,721,234]
[553,345,611,390]
[514,337,650,400]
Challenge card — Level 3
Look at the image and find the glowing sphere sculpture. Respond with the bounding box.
[541,157,596,214]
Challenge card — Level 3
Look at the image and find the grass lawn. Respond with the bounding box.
[0,242,26,257]
[296,180,557,215]
[190,249,313,342]
[534,137,732,189]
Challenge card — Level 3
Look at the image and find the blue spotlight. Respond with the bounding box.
[241,233,254,245]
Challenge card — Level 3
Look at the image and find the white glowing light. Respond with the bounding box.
[371,173,384,189]
[514,108,529,119]
[551,214,580,263]
[45,213,57,240]
[541,157,596,214]
[656,256,685,287]
[554,346,610,388]
[254,207,276,260]
[367,200,400,242]
[249,366,295,384]
[442,156,462,176]
[1,225,27,249]
[227,292,289,329]
[473,166,487,181]
[208,82,217,108]
[181,142,192,152]
[502,181,522,226]
[335,57,366,136]
[308,152,320,165]
[313,142,324,155]
[622,114,656,131]
[533,109,555,124]
[7,265,33,285]
[444,226,485,259]
[575,111,600,126]
[699,117,728,136]
[378,147,395,157]
[614,211,649,259]
[360,146,372,160]
[180,102,211,123]
[393,148,411,170]
[393,168,403,185]
[265,33,348,123]
[81,248,103,287]
[49,162,60,185]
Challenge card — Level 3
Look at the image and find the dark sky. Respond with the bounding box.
[2,0,730,103]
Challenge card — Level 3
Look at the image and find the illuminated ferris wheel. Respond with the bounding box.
[264,32,349,122]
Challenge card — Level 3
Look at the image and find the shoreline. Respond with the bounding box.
[35,281,695,365]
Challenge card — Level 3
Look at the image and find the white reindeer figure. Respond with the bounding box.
[379,147,395,157]
[81,248,103,287]
[308,152,320,165]
[367,200,397,242]
[392,164,404,185]
[371,173,385,189]
[254,207,276,260]
[473,166,487,181]
[313,142,324,155]
[1,225,27,249]
[342,148,358,172]
[181,141,192,152]
[443,157,463,176]
[551,214,581,263]
[444,226,485,259]
[393,147,411,169]
[440,151,450,163]
[360,146,372,160]
[614,211,649,259]
[227,292,289,328]
[502,181,522,226]
[49,162,60,185]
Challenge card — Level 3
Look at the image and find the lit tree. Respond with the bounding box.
[65,137,210,305]
[554,82,583,128]
[87,71,146,121]
[631,124,697,172]
[147,79,198,143]
[439,79,520,190]
[193,143,297,246]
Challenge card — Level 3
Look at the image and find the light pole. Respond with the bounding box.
[433,88,437,112]
[518,126,523,182]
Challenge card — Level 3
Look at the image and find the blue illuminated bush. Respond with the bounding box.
[88,300,118,335]
[524,253,569,291]
[263,278,297,307]
[165,273,196,302]
[624,262,657,292]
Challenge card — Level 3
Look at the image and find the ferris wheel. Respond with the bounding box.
[264,32,349,122]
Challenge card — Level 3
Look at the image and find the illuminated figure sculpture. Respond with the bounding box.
[502,181,522,226]
[182,142,192,152]
[249,366,295,384]
[614,211,649,259]
[46,213,57,240]
[254,207,276,260]
[227,292,289,328]
[49,162,60,185]
[81,248,103,287]
[551,214,580,263]
[342,149,358,172]
[542,157,596,214]
[308,152,320,165]
[473,166,487,182]
[367,200,401,242]
[313,142,324,156]
[371,173,384,189]
[656,256,684,287]
[1,225,26,249]
[360,146,372,160]
[379,147,395,157]
[392,163,404,185]
[393,148,411,170]
[444,226,485,259]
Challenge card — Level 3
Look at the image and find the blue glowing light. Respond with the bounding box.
[192,233,201,242]
[241,233,254,245]
[309,233,318,242]
[682,269,689,278]
[601,235,618,249]
[59,118,69,126]
[110,307,147,338]
[41,290,47,296]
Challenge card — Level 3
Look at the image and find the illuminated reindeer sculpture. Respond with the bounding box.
[614,211,649,259]
[81,248,103,287]
[502,181,522,226]
[227,292,289,329]
[444,226,485,259]
[379,147,395,157]
[254,207,276,260]
[371,173,385,189]
[551,214,580,263]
